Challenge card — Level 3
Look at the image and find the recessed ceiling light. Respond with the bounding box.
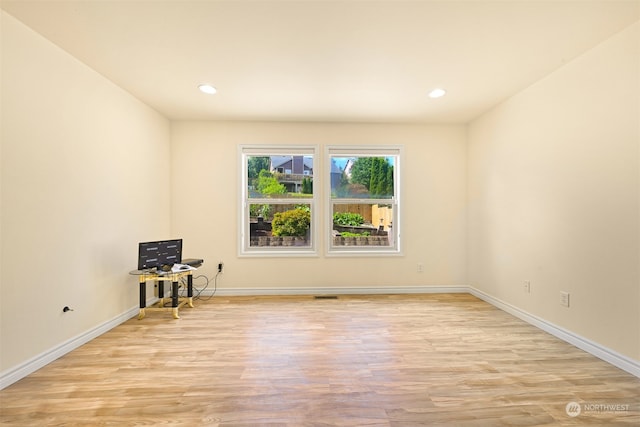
[428,88,446,98]
[198,84,217,95]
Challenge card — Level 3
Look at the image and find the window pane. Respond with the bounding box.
[248,155,314,198]
[249,203,312,248]
[241,146,318,256]
[332,204,394,248]
[330,156,394,199]
[326,146,401,255]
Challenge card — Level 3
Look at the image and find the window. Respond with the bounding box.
[326,146,401,255]
[239,146,317,256]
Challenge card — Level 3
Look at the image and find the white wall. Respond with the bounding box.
[170,121,467,291]
[0,12,171,375]
[467,22,639,360]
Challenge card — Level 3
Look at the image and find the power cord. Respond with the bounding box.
[179,272,219,300]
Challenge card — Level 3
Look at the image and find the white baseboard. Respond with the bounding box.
[206,285,469,297]
[3,287,638,390]
[468,287,640,378]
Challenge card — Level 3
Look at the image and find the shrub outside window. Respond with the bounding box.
[326,146,402,255]
[239,146,317,256]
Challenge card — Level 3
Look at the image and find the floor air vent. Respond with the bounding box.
[314,295,338,300]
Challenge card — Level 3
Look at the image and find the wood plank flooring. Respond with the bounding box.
[1,293,639,426]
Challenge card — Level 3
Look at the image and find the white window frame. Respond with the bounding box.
[239,145,319,257]
[325,145,402,256]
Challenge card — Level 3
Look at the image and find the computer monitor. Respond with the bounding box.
[137,239,183,271]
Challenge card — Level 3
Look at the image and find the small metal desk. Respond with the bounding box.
[129,268,195,319]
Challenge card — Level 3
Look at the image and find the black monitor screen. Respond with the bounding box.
[138,239,182,270]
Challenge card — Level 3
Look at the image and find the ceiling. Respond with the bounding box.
[2,1,639,124]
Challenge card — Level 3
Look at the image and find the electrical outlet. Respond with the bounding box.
[417,263,424,273]
[218,262,224,273]
[523,281,531,293]
[560,291,570,307]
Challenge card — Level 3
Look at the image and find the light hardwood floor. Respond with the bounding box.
[1,294,639,426]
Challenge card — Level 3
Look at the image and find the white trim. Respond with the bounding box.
[205,285,469,297]
[468,287,640,378]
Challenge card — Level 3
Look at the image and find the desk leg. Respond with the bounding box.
[158,281,165,307]
[138,277,146,320]
[187,274,194,308]
[171,280,180,319]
